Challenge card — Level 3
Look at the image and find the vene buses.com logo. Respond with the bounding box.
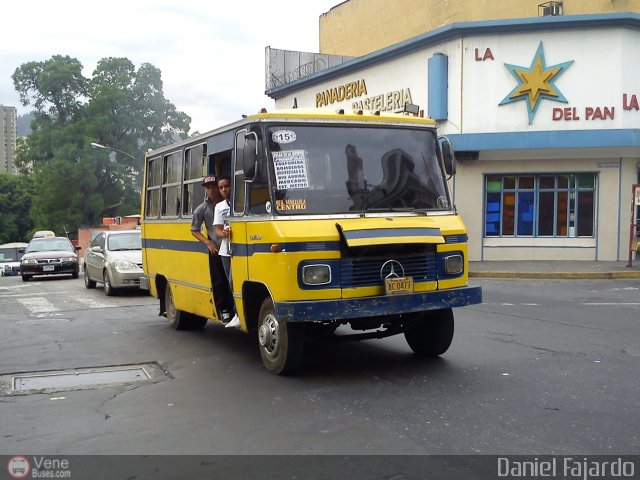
[7,456,30,479]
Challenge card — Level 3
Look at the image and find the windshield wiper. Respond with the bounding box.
[367,207,417,212]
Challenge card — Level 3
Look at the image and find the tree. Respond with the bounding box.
[12,55,191,232]
[0,173,36,243]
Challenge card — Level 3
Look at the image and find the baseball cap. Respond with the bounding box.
[202,175,217,186]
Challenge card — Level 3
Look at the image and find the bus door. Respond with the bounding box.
[229,129,260,321]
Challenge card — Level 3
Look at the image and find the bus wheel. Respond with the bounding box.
[257,298,304,375]
[403,308,454,357]
[165,283,207,330]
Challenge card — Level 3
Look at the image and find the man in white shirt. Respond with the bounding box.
[213,176,239,328]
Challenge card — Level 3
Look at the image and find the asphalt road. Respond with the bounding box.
[0,274,639,458]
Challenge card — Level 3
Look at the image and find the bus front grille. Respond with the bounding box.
[340,252,437,288]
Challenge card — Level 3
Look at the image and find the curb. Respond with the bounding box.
[470,271,640,279]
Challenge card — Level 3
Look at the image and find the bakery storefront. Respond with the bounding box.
[267,14,640,262]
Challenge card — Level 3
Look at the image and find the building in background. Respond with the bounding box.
[266,1,640,262]
[318,0,640,57]
[0,105,17,174]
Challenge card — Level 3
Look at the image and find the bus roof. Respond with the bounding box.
[245,108,437,125]
[146,108,437,158]
[0,242,29,249]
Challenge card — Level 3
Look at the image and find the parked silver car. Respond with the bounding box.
[83,229,143,295]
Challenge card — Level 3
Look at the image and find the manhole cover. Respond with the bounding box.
[0,363,168,395]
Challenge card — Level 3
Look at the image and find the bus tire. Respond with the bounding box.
[257,298,304,375]
[403,308,454,357]
[165,283,207,330]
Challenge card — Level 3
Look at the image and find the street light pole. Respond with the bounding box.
[91,142,141,192]
[90,142,137,162]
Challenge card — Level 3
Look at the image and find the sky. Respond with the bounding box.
[1,0,341,134]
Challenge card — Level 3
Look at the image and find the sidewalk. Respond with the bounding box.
[469,260,640,279]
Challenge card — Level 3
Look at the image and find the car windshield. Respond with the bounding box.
[266,124,450,215]
[0,249,18,261]
[26,238,74,252]
[107,233,141,251]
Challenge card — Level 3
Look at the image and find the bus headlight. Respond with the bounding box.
[444,255,463,275]
[302,264,331,285]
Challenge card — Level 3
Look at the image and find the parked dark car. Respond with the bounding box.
[19,237,81,281]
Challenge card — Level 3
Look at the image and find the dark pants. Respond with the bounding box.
[209,252,234,316]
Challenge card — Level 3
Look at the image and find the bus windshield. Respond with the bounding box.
[266,124,450,215]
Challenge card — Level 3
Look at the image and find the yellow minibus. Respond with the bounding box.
[140,108,482,374]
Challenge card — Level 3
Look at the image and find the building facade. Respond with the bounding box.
[319,0,640,57]
[0,105,17,174]
[266,12,640,262]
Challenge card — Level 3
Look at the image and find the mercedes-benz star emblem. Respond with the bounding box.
[380,260,405,280]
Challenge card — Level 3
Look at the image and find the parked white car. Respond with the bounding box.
[0,242,28,276]
[83,230,143,295]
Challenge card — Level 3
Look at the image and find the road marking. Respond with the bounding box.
[483,303,539,306]
[583,302,640,306]
[483,302,639,307]
[17,297,59,314]
[74,297,112,309]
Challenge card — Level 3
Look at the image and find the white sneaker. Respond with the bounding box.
[225,314,240,329]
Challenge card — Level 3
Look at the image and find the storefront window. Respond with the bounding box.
[484,173,596,238]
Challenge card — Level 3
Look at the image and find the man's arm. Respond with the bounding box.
[191,204,218,254]
[191,230,218,254]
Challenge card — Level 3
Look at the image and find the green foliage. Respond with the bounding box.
[0,173,36,243]
[11,55,191,232]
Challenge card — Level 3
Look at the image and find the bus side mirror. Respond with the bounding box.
[242,132,258,182]
[438,136,456,176]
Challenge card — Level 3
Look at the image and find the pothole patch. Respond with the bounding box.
[0,362,169,395]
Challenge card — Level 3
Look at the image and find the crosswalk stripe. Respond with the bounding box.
[17,297,59,314]
[74,297,112,309]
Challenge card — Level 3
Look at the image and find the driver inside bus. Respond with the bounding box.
[190,175,235,325]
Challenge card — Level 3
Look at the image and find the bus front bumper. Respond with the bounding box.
[274,286,482,322]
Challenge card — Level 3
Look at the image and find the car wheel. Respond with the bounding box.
[21,275,32,282]
[103,270,115,296]
[257,298,305,375]
[84,269,96,289]
[403,308,454,357]
[72,267,79,279]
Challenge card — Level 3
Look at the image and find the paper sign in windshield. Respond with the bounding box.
[273,150,309,190]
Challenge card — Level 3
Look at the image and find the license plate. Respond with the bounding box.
[384,276,414,295]
[42,265,55,271]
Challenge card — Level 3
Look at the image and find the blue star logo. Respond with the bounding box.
[499,42,573,124]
